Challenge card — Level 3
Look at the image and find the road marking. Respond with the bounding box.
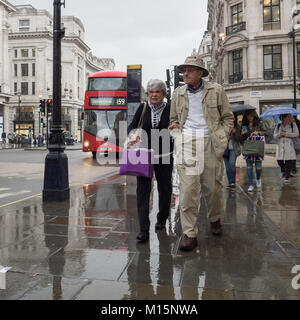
[0,190,31,199]
[0,188,10,192]
[0,193,41,208]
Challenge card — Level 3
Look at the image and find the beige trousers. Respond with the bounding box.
[175,134,223,238]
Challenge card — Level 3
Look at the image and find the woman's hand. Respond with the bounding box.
[129,134,140,145]
[241,129,247,135]
[280,131,286,137]
[253,131,259,136]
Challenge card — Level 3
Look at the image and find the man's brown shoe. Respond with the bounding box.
[211,219,222,236]
[179,234,197,251]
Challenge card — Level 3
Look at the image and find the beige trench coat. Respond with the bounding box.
[169,80,234,159]
[274,123,299,161]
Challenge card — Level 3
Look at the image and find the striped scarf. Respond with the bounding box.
[148,101,166,128]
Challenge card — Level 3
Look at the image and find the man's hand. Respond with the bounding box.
[169,123,180,130]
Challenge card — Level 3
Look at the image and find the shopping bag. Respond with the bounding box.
[242,136,264,157]
[119,148,154,178]
[293,137,300,154]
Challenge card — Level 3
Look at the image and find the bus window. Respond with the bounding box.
[84,110,126,141]
[88,77,126,91]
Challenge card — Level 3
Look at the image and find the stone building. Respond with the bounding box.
[197,30,213,78]
[206,0,300,114]
[7,5,115,140]
[0,0,15,137]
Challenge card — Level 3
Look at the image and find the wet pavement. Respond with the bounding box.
[0,165,300,300]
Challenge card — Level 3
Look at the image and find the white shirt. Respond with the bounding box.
[182,86,210,137]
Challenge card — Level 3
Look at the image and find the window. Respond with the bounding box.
[229,49,243,83]
[263,45,282,80]
[32,49,35,57]
[21,82,28,95]
[21,49,29,58]
[32,63,35,76]
[14,64,17,77]
[231,3,243,25]
[19,19,30,32]
[263,0,280,30]
[32,82,35,95]
[207,61,212,72]
[21,64,28,77]
[14,49,18,58]
[14,83,18,94]
[207,45,211,53]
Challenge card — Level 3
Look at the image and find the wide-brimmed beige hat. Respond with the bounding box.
[178,55,209,77]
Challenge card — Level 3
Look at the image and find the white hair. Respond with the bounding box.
[146,79,167,97]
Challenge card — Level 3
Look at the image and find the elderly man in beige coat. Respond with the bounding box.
[169,56,234,251]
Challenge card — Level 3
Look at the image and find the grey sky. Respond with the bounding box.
[11,0,208,86]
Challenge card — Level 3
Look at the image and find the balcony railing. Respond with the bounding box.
[226,21,246,36]
[264,70,283,80]
[228,73,243,84]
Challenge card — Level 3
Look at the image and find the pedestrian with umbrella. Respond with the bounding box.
[273,114,299,183]
[260,105,300,182]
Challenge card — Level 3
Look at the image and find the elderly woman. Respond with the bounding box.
[274,114,299,183]
[127,79,174,243]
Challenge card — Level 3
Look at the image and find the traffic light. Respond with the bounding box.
[165,69,171,102]
[39,99,45,114]
[40,118,45,128]
[174,65,184,89]
[46,99,53,114]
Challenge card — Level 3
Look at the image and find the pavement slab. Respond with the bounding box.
[0,165,300,300]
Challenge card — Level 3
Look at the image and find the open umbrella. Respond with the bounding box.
[230,103,256,115]
[260,106,300,118]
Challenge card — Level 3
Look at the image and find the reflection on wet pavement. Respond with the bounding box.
[0,167,300,300]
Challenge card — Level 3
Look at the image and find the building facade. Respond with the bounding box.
[198,30,213,78]
[7,5,115,140]
[207,0,300,115]
[0,0,15,137]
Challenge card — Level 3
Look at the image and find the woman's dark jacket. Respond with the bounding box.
[127,102,174,159]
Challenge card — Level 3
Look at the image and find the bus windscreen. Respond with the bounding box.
[88,77,126,91]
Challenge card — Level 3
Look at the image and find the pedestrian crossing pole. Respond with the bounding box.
[43,0,69,202]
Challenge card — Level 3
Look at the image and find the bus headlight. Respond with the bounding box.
[84,141,90,147]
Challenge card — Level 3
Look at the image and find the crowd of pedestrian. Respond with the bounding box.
[0,131,46,147]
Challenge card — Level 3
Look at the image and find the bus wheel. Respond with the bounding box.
[92,151,97,159]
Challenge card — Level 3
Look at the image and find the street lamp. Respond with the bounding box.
[43,0,69,202]
[17,91,21,119]
[289,6,300,109]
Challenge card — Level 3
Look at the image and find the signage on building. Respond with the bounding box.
[250,91,262,98]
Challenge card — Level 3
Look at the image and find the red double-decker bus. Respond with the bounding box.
[83,70,127,158]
